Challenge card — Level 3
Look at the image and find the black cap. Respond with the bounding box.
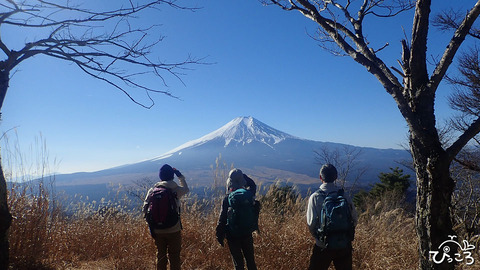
[159,164,175,181]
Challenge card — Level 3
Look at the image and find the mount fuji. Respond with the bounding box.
[156,116,296,157]
[54,116,411,189]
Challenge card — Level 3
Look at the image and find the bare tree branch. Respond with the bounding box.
[0,0,204,110]
[447,117,480,160]
[314,144,369,190]
[453,156,480,172]
[262,0,412,115]
[429,1,480,93]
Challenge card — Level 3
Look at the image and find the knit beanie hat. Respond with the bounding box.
[226,168,246,192]
[159,164,175,181]
[320,164,338,183]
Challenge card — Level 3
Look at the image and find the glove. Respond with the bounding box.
[217,236,224,247]
[173,168,183,177]
[216,224,225,247]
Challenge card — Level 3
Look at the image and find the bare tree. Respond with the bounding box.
[443,45,480,172]
[0,0,201,268]
[435,26,480,242]
[313,145,368,191]
[261,0,480,269]
[126,177,156,204]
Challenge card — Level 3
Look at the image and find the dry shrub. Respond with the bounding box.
[353,205,418,269]
[58,215,154,270]
[8,180,60,270]
[8,180,156,270]
[7,181,444,270]
[181,202,232,270]
[180,192,312,270]
[254,208,312,270]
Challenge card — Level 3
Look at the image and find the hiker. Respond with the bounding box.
[307,164,358,270]
[216,168,258,270]
[143,164,189,270]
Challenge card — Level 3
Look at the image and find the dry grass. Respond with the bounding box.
[353,208,417,270]
[7,181,478,270]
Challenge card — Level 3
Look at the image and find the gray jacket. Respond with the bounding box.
[306,182,358,248]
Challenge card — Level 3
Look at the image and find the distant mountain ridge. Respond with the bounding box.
[53,116,411,188]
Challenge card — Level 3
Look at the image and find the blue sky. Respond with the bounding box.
[1,0,475,174]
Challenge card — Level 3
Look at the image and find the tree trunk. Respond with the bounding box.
[413,146,455,269]
[0,156,12,270]
[0,69,12,269]
[409,113,456,269]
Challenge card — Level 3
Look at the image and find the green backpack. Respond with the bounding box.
[227,188,257,237]
[317,189,355,249]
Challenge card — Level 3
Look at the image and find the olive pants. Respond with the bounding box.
[154,231,182,270]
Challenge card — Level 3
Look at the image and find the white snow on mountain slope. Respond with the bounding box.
[153,116,297,160]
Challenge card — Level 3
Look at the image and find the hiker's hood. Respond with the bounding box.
[155,180,179,190]
[319,182,339,193]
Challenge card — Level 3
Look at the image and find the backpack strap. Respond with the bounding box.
[315,189,340,198]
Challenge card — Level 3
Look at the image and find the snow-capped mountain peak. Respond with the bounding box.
[156,116,296,158]
[217,116,295,146]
